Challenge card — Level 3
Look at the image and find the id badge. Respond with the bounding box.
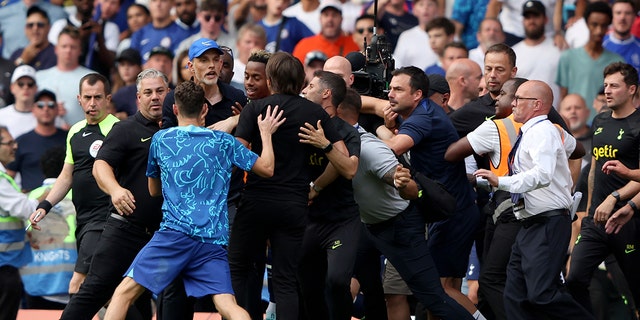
[513,198,525,214]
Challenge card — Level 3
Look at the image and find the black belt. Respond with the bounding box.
[110,213,153,235]
[519,209,569,228]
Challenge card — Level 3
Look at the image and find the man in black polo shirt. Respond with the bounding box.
[58,69,168,319]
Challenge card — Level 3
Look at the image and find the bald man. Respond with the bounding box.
[323,56,354,87]
[446,58,483,110]
[474,80,591,320]
[558,94,591,167]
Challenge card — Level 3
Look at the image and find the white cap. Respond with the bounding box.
[319,0,342,14]
[11,65,37,83]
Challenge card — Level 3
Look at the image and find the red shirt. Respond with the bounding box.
[292,34,360,64]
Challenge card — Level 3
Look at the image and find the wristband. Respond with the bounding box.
[321,143,333,153]
[36,200,53,214]
[310,181,322,193]
[611,190,621,202]
[628,200,639,213]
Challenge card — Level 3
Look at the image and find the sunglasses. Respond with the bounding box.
[203,14,223,23]
[220,45,233,58]
[36,101,57,109]
[17,81,35,88]
[26,22,47,29]
[356,27,374,34]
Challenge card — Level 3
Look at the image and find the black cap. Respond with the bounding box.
[35,89,57,102]
[522,0,546,16]
[427,74,450,96]
[148,46,174,59]
[116,48,142,65]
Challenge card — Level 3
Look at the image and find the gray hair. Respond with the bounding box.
[136,69,169,93]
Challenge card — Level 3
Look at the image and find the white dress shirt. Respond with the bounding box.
[497,115,575,219]
[0,163,37,219]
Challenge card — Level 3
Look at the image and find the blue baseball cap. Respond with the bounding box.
[188,38,224,60]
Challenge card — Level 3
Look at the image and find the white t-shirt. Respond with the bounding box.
[0,105,65,138]
[36,66,95,125]
[512,37,561,106]
[565,18,589,49]
[393,26,437,70]
[283,3,321,34]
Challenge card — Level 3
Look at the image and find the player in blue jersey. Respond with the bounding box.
[103,80,284,320]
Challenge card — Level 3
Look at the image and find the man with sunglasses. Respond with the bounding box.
[175,0,235,60]
[10,6,56,71]
[6,89,67,193]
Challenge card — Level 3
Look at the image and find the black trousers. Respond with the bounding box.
[298,214,360,320]
[60,216,153,320]
[365,205,474,320]
[478,214,521,320]
[228,198,307,320]
[567,216,640,314]
[0,265,22,320]
[353,223,387,320]
[505,214,594,320]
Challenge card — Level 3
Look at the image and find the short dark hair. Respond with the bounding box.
[603,62,639,91]
[355,14,376,25]
[27,5,50,23]
[174,81,205,118]
[129,3,150,17]
[338,88,362,115]
[248,49,271,65]
[444,42,469,56]
[613,0,638,13]
[266,52,305,95]
[485,43,517,69]
[392,66,429,98]
[584,1,613,22]
[199,0,225,13]
[79,73,111,95]
[40,146,65,179]
[425,17,455,36]
[313,70,347,107]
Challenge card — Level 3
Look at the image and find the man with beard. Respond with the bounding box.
[512,0,561,106]
[603,0,640,74]
[57,69,169,320]
[174,0,200,35]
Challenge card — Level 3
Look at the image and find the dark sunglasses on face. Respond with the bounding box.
[36,101,57,109]
[17,81,35,88]
[203,14,223,23]
[26,22,47,29]
[356,27,374,34]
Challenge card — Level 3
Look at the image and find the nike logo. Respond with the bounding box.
[141,39,150,46]
[331,240,342,250]
[202,40,212,45]
[140,137,152,142]
[485,115,496,121]
[594,127,603,135]
[625,248,635,254]
[82,132,92,137]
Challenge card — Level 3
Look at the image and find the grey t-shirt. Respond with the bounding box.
[353,131,409,224]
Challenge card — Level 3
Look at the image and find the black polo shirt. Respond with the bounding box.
[96,112,163,230]
[161,80,247,129]
[449,93,496,139]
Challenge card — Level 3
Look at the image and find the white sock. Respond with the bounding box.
[473,310,487,320]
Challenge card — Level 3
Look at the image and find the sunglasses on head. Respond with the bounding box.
[36,101,56,109]
[203,14,223,23]
[26,22,46,29]
[220,45,233,57]
[17,81,35,88]
[356,27,374,34]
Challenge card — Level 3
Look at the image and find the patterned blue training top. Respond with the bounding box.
[146,125,258,245]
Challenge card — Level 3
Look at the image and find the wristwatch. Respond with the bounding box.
[628,200,639,213]
[611,190,621,202]
[321,143,333,153]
